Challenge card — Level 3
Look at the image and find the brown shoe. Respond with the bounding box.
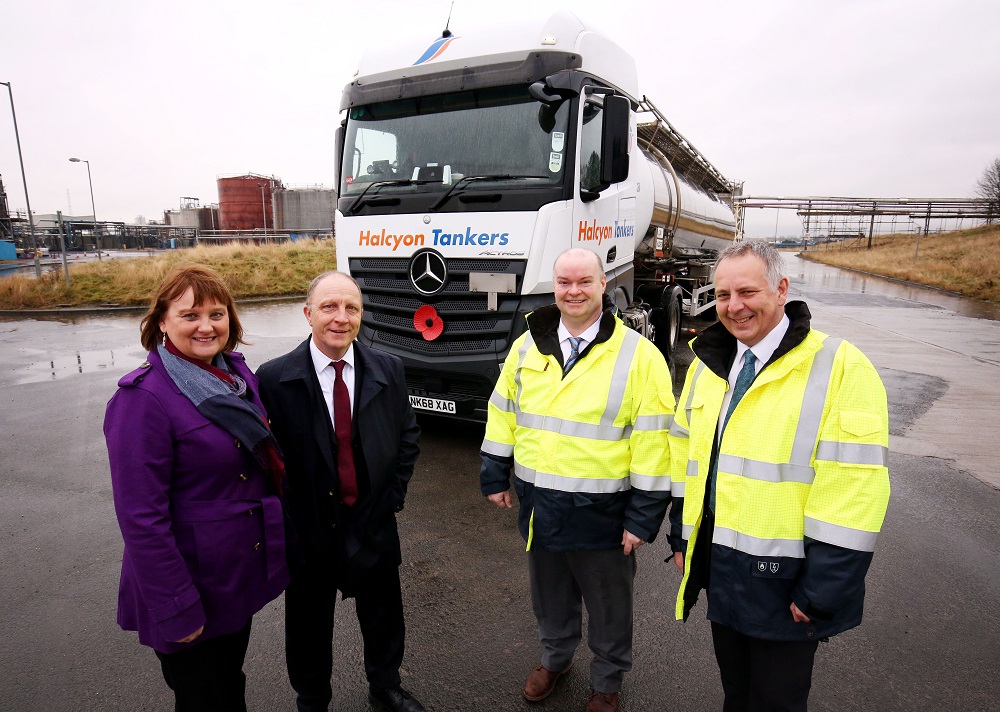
[523,662,572,702]
[585,689,620,712]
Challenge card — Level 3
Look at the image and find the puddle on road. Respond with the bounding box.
[13,347,145,385]
[788,255,1000,321]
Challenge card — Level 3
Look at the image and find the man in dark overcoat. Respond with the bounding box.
[257,271,424,712]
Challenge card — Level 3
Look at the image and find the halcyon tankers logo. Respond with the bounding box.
[577,219,635,246]
[413,35,460,65]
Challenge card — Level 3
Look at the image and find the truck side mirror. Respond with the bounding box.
[334,124,345,194]
[600,95,630,186]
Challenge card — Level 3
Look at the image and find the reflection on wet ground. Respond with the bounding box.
[13,347,142,384]
[0,299,307,387]
[790,255,1000,320]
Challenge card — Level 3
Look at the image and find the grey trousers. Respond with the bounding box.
[527,547,637,693]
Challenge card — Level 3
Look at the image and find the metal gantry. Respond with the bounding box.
[733,196,998,244]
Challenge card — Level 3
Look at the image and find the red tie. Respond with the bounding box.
[332,360,358,506]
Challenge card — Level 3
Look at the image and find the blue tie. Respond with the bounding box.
[563,336,583,376]
[710,350,757,512]
[722,350,757,432]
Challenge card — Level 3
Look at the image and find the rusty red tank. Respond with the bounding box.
[217,174,283,231]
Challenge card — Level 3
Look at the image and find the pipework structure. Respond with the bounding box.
[0,174,12,241]
[734,196,998,245]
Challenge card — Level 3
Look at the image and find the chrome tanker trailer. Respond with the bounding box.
[334,11,738,420]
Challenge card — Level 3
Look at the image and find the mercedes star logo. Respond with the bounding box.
[408,249,448,295]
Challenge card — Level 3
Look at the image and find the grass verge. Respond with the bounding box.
[0,240,338,309]
[799,224,1000,303]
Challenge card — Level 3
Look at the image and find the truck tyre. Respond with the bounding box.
[666,292,682,353]
[650,292,682,359]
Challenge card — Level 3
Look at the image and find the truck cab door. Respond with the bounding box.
[574,92,635,297]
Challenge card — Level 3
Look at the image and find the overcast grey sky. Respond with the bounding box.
[2,0,999,237]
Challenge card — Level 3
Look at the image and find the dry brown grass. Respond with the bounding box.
[0,240,339,310]
[800,224,1000,303]
[6,226,998,309]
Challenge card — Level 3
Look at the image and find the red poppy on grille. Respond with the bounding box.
[414,305,444,341]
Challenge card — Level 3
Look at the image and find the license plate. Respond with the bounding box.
[409,395,457,414]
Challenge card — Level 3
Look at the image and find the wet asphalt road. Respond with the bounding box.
[1,255,999,711]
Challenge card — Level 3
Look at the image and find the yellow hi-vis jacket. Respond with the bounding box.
[480,304,674,552]
[668,301,890,641]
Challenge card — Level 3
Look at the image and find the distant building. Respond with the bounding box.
[164,197,219,231]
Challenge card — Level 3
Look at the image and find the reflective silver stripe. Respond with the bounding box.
[517,332,534,368]
[489,390,514,413]
[805,516,879,552]
[815,440,888,467]
[630,471,672,492]
[790,337,842,467]
[686,459,699,479]
[514,460,535,483]
[601,329,641,427]
[535,472,631,493]
[672,480,686,497]
[682,523,695,540]
[512,332,535,414]
[480,438,513,458]
[516,411,628,441]
[634,413,673,432]
[685,362,706,413]
[717,454,815,485]
[713,526,805,558]
[515,461,630,493]
[669,420,689,438]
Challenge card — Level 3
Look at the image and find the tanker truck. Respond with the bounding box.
[333,11,739,421]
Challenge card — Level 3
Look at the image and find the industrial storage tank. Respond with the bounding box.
[217,174,283,231]
[274,186,336,231]
[164,198,220,231]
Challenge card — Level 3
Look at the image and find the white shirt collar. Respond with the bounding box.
[309,339,355,376]
[557,316,602,347]
[736,313,789,370]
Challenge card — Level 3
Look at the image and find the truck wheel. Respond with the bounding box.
[665,293,682,353]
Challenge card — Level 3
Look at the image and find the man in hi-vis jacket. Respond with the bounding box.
[481,248,674,712]
[669,239,890,712]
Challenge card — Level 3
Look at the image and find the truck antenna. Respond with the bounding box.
[442,1,454,37]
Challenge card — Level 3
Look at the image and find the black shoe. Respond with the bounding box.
[368,685,427,712]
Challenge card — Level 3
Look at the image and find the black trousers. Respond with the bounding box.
[285,555,405,712]
[711,622,819,712]
[155,620,252,712]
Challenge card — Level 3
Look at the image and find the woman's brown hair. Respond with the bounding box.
[139,264,245,352]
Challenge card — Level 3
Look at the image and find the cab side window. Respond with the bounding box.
[580,99,603,192]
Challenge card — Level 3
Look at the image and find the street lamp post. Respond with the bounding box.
[1,81,41,277]
[69,157,100,261]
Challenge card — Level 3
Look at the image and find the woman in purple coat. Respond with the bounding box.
[104,264,288,711]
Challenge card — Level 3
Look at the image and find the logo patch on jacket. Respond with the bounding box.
[756,560,779,574]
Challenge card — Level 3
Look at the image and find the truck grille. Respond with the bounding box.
[351,256,526,356]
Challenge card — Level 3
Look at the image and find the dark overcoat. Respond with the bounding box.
[256,338,420,573]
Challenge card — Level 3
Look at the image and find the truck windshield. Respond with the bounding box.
[340,85,570,195]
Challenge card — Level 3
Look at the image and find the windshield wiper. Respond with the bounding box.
[344,179,433,215]
[428,175,549,211]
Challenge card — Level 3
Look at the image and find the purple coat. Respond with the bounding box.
[104,349,288,654]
